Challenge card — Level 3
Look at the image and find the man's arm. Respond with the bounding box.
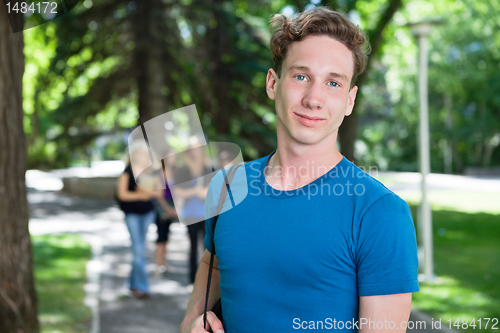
[180,249,224,333]
[359,293,412,332]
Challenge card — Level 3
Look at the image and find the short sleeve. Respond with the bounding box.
[356,193,419,296]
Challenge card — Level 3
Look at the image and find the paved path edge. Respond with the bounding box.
[83,234,104,333]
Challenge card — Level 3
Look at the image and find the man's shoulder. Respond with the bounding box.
[335,160,414,235]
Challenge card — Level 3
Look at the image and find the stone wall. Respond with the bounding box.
[61,177,119,199]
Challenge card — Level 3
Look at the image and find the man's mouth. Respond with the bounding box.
[294,112,325,126]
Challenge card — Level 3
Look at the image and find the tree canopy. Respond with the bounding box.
[23,0,500,173]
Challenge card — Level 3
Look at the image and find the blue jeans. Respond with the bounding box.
[125,210,155,292]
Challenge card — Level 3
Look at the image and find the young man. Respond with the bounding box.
[181,6,419,333]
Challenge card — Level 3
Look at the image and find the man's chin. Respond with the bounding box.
[291,134,324,146]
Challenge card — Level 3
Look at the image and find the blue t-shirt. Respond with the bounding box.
[204,152,419,332]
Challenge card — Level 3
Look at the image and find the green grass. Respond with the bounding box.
[408,206,500,332]
[381,178,500,330]
[32,234,92,333]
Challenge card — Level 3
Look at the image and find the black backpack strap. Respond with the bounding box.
[203,164,242,330]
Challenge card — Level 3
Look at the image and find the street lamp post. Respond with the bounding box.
[406,20,442,281]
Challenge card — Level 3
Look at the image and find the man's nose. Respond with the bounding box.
[302,81,324,110]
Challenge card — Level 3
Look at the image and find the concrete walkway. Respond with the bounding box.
[28,188,455,333]
[97,220,192,333]
[28,188,192,333]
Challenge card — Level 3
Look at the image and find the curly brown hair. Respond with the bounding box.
[269,6,370,89]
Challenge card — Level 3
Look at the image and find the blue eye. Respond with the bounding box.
[295,75,306,81]
[328,81,339,87]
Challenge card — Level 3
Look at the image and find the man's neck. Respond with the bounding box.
[264,138,344,191]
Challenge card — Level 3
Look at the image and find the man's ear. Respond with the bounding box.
[266,68,279,100]
[345,85,358,116]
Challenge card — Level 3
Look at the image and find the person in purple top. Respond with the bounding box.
[154,153,178,274]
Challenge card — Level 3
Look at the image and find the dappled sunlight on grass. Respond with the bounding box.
[32,234,92,333]
[415,277,497,319]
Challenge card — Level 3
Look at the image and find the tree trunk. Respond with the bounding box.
[0,6,39,333]
[338,0,403,163]
[338,113,358,162]
[135,0,168,126]
[201,0,232,138]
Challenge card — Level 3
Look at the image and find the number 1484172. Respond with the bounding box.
[6,2,57,14]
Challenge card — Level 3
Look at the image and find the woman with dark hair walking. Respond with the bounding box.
[116,146,161,299]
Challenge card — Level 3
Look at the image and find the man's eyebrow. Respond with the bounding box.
[287,65,310,72]
[328,72,349,83]
[287,65,349,82]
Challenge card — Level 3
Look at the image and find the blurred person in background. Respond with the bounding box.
[173,139,212,284]
[154,151,178,275]
[116,145,162,299]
